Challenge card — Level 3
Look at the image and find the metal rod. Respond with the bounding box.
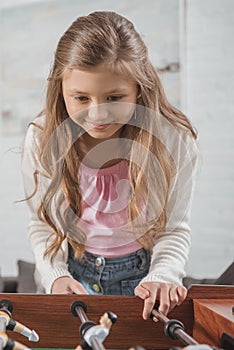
[171,328,198,346]
[73,304,107,350]
[151,309,198,346]
[90,337,106,350]
[75,306,89,324]
[151,309,168,324]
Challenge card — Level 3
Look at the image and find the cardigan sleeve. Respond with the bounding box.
[22,121,72,293]
[140,129,200,285]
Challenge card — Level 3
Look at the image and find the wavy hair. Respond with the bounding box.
[29,11,197,261]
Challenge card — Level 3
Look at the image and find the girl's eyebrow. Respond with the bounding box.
[105,88,129,94]
[68,90,89,94]
[68,88,129,94]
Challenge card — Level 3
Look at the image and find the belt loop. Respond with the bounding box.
[137,248,147,270]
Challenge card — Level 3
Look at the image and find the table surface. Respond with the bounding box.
[193,298,234,346]
[1,286,233,350]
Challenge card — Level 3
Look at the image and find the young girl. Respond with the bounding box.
[22,11,199,320]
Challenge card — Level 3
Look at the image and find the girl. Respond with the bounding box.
[22,11,199,320]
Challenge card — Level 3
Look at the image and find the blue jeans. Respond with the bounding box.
[67,246,151,295]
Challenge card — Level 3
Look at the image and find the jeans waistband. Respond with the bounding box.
[84,248,149,264]
[68,245,150,267]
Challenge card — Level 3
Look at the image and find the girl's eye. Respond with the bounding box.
[107,95,123,101]
[74,96,89,102]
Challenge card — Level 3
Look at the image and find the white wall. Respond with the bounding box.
[185,0,234,278]
[0,0,181,276]
[0,0,233,279]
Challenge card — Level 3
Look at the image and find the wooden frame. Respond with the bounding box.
[0,285,233,349]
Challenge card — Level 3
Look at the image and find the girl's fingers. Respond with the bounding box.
[134,284,150,300]
[141,284,157,320]
[143,294,157,320]
[169,285,180,311]
[158,283,170,315]
[136,282,188,321]
[162,285,187,314]
[69,280,88,295]
[135,283,157,320]
[51,276,88,294]
[177,285,187,304]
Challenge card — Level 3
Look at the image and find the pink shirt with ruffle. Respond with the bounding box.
[77,160,141,257]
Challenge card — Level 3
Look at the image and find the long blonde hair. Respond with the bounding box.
[29,11,197,261]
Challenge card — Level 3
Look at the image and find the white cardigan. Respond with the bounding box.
[22,116,199,293]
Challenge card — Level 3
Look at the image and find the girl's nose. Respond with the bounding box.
[88,103,109,122]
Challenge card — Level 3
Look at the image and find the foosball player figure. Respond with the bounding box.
[74,311,117,350]
[0,331,31,350]
[0,299,39,350]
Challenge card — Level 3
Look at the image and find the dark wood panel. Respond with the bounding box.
[187,285,234,299]
[1,294,186,349]
[0,286,233,349]
[193,299,234,347]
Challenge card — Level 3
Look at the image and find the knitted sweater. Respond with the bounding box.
[22,116,199,293]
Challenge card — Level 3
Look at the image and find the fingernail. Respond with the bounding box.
[153,317,158,322]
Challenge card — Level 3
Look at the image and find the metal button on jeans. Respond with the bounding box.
[92,284,101,292]
[95,257,103,267]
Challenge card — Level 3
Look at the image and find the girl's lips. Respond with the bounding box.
[86,121,112,130]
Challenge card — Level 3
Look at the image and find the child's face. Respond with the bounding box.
[62,64,138,140]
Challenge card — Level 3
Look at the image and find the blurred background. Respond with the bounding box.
[0,0,233,281]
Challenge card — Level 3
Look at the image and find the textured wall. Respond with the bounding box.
[0,0,233,280]
[0,0,181,276]
[0,0,180,130]
[186,0,234,277]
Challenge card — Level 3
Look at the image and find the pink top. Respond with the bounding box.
[77,159,141,257]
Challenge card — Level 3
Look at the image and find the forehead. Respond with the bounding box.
[62,65,136,92]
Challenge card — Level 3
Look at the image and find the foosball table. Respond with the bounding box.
[0,285,233,350]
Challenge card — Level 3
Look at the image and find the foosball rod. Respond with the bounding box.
[151,309,199,346]
[71,301,106,350]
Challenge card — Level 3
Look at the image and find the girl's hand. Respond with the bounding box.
[134,282,187,320]
[51,276,88,294]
